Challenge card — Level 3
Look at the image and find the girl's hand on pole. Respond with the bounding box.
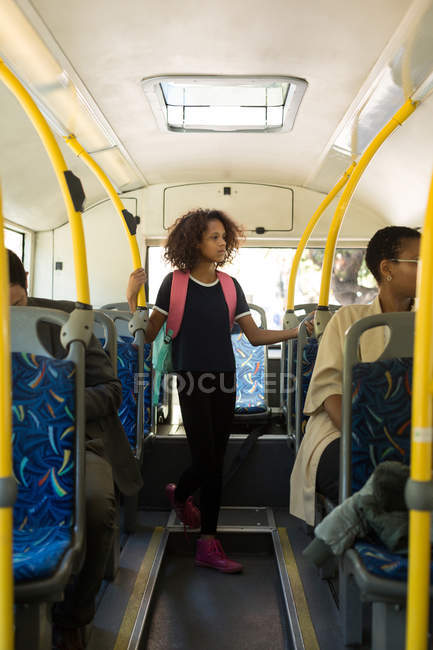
[127,267,147,312]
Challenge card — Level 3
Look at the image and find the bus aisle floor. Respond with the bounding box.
[83,507,371,650]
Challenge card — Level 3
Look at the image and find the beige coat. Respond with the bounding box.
[289,296,390,525]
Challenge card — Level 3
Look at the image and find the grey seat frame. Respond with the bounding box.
[10,307,87,649]
[292,304,339,452]
[101,308,149,461]
[339,311,415,650]
[281,303,317,440]
[93,310,118,376]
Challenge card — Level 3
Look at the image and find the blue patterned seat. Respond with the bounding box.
[231,331,267,414]
[354,542,428,582]
[351,358,412,492]
[117,336,151,452]
[299,339,318,435]
[345,358,413,581]
[12,352,76,582]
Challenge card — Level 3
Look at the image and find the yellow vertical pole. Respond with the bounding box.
[64,135,146,307]
[285,162,356,311]
[0,59,90,305]
[0,184,15,650]
[318,99,417,309]
[405,171,433,650]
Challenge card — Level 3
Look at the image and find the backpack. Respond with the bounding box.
[152,270,237,405]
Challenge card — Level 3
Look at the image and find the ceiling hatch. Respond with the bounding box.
[141,75,307,133]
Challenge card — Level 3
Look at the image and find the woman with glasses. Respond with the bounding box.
[290,226,420,526]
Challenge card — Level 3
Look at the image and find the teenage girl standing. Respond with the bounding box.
[127,208,306,573]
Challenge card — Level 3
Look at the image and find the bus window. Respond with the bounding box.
[3,226,24,260]
[147,246,377,328]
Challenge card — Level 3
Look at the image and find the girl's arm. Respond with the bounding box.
[145,309,167,343]
[237,314,313,346]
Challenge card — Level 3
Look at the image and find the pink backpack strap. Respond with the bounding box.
[217,271,237,330]
[166,270,190,340]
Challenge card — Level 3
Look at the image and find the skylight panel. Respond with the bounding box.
[142,76,307,133]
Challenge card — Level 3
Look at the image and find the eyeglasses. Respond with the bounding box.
[390,259,419,264]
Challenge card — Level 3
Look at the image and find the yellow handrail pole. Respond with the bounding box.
[0,184,15,650]
[405,172,433,650]
[285,162,356,312]
[64,135,146,307]
[318,99,417,310]
[0,59,90,305]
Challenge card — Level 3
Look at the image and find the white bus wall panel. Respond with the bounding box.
[33,230,54,298]
[30,182,386,302]
[142,184,387,245]
[42,197,144,306]
[163,183,294,232]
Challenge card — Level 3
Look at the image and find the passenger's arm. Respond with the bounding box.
[126,267,147,312]
[144,309,167,343]
[323,394,342,431]
[237,313,312,346]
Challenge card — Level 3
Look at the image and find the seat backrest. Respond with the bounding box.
[93,310,118,376]
[102,310,151,458]
[10,306,86,584]
[101,301,130,310]
[350,356,412,492]
[293,304,340,452]
[231,304,268,415]
[341,311,415,501]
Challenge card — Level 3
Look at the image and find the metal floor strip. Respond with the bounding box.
[113,527,165,650]
[277,527,320,650]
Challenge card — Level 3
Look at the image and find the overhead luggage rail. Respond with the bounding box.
[11,306,87,650]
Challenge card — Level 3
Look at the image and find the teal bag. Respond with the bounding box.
[152,324,174,406]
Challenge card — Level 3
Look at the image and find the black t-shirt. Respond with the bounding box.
[155,273,250,372]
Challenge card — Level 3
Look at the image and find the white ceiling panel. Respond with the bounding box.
[28,0,412,185]
[0,82,109,230]
[3,0,432,231]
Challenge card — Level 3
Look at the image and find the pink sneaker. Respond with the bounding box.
[195,538,243,573]
[165,483,201,529]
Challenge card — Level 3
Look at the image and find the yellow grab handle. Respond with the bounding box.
[65,135,146,307]
[0,59,90,305]
[0,184,15,650]
[406,168,433,650]
[318,99,417,308]
[286,162,356,311]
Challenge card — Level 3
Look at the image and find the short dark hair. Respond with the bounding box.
[7,249,27,289]
[164,208,243,271]
[365,226,421,282]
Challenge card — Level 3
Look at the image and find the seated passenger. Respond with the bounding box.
[8,250,143,650]
[290,226,420,526]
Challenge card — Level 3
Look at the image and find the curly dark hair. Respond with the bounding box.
[365,226,420,282]
[7,249,27,289]
[164,209,243,271]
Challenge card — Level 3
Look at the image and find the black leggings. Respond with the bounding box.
[175,371,236,534]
